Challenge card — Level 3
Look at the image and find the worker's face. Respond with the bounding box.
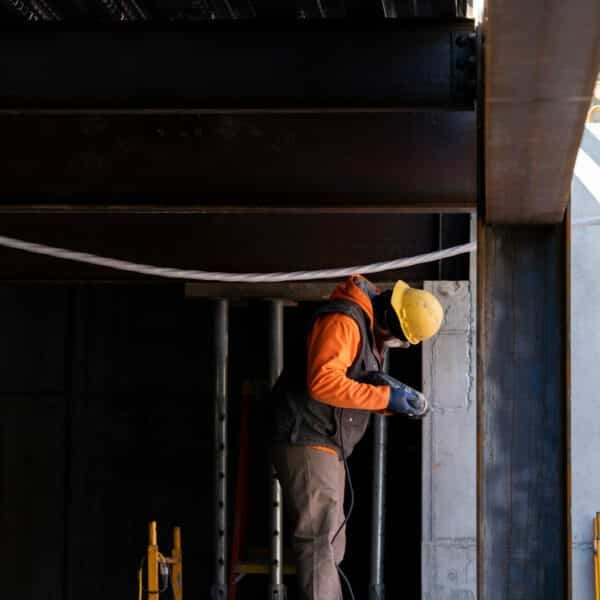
[373,291,410,348]
[374,322,410,349]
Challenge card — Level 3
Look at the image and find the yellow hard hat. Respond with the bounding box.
[390,281,444,345]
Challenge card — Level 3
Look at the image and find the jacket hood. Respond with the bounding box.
[330,275,377,326]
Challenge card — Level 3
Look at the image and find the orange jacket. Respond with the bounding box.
[306,275,391,412]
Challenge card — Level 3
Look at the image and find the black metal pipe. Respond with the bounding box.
[212,299,229,600]
[369,353,389,600]
[268,299,286,599]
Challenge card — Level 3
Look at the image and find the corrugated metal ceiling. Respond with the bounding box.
[0,0,467,22]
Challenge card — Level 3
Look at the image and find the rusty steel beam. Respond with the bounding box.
[0,204,475,215]
[484,0,600,224]
[0,22,474,110]
[0,111,476,211]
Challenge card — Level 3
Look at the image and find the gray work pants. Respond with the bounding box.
[272,445,346,600]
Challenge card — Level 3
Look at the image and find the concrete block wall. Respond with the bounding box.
[422,281,476,600]
[571,123,600,599]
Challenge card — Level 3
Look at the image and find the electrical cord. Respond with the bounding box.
[330,409,356,600]
[0,234,476,282]
[338,565,356,600]
[0,214,597,282]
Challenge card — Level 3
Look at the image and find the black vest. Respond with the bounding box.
[270,299,382,458]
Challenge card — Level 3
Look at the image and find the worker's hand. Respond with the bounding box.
[393,388,428,418]
[362,371,429,418]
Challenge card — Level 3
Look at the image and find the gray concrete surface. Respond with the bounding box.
[571,123,600,600]
[422,281,476,600]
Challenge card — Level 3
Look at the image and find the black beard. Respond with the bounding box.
[372,291,406,342]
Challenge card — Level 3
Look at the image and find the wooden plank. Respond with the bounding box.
[484,0,600,224]
[64,287,226,599]
[0,287,69,600]
[0,396,67,600]
[478,225,566,598]
[0,286,68,392]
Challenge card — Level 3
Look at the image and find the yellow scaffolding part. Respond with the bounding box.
[139,521,183,600]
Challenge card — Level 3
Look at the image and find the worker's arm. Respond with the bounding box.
[306,313,390,411]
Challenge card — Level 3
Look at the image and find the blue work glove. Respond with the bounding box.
[362,371,429,418]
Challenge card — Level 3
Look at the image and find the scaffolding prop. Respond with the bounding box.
[213,299,229,600]
[141,521,183,600]
[268,299,287,600]
[369,353,390,600]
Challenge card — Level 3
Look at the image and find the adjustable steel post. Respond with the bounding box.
[212,300,229,600]
[148,521,160,600]
[268,300,286,600]
[369,353,389,600]
[143,522,183,600]
[171,527,183,600]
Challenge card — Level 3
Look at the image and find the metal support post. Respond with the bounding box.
[369,353,389,600]
[212,300,229,600]
[148,521,160,600]
[478,226,566,598]
[268,300,286,600]
[171,527,183,600]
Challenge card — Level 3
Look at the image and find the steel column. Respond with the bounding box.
[268,300,286,599]
[212,299,229,600]
[478,225,566,598]
[369,353,389,600]
[484,0,600,223]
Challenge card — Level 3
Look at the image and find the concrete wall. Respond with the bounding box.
[571,123,600,599]
[422,281,476,600]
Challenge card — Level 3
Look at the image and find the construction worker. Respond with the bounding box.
[270,274,443,600]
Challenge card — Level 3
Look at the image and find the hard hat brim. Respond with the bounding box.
[390,280,420,345]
